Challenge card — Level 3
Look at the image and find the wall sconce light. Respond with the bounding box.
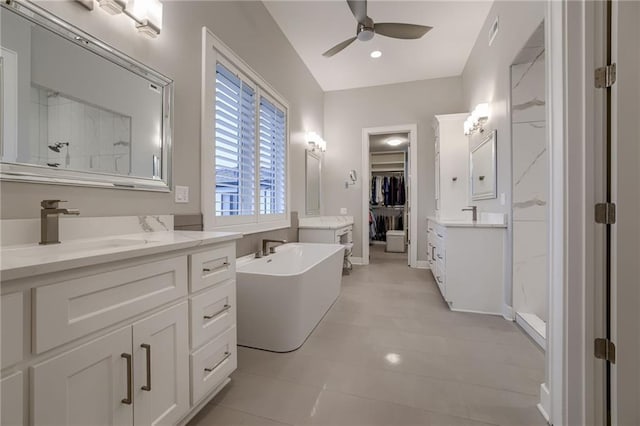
[78,0,163,38]
[306,131,327,153]
[463,103,490,135]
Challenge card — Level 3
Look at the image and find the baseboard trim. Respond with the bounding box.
[350,256,366,265]
[502,304,514,321]
[415,260,429,269]
[537,383,551,424]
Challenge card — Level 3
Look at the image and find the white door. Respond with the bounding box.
[133,302,190,426]
[611,0,640,424]
[32,327,133,426]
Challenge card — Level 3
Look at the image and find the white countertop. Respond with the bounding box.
[298,215,354,229]
[0,230,242,282]
[427,216,507,228]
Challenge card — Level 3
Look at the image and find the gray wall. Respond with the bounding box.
[1,0,324,249]
[461,1,545,216]
[323,77,464,261]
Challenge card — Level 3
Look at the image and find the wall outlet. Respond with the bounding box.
[175,185,189,203]
[500,192,506,205]
[340,208,348,215]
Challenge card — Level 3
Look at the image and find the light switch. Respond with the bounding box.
[175,185,189,203]
[340,208,348,215]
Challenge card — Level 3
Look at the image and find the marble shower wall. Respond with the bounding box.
[511,24,548,321]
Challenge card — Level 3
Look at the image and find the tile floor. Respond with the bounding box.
[189,245,546,426]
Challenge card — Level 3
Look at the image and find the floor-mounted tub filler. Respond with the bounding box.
[236,243,345,352]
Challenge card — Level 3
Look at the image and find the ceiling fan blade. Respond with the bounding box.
[347,0,367,25]
[374,23,433,39]
[322,36,358,57]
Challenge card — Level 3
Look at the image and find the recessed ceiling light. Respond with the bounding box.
[370,50,382,59]
[386,138,403,146]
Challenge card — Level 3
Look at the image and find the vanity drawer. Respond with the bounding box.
[34,256,188,353]
[191,326,237,405]
[190,280,236,349]
[190,244,235,293]
[434,261,446,299]
[1,292,24,368]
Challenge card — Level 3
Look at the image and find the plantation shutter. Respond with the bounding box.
[214,62,256,216]
[258,96,286,215]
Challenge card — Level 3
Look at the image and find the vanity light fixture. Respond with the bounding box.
[463,102,490,135]
[306,131,327,153]
[126,0,163,38]
[83,0,163,38]
[97,0,126,15]
[370,50,382,59]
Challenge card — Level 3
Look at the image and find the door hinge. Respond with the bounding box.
[594,338,616,363]
[595,203,616,224]
[595,63,617,88]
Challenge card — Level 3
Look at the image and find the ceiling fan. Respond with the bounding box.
[322,0,433,57]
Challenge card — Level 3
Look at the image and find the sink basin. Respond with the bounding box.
[2,238,158,258]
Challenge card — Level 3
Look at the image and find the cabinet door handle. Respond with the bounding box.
[203,262,230,273]
[121,353,133,405]
[431,246,436,261]
[205,351,231,373]
[141,344,151,391]
[204,304,231,320]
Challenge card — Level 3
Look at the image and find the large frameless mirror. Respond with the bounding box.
[0,0,172,191]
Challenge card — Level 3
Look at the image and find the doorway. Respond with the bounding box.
[361,124,418,268]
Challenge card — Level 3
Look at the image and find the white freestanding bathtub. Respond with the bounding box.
[236,243,345,352]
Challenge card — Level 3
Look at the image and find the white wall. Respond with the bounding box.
[462,1,545,216]
[323,77,464,261]
[1,0,324,222]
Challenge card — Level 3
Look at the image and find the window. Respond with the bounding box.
[202,29,289,233]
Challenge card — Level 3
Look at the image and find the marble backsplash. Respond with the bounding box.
[1,215,173,246]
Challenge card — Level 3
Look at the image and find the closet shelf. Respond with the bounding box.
[370,205,405,209]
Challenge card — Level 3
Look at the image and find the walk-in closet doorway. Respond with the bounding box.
[361,124,418,267]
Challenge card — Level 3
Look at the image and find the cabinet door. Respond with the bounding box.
[32,327,133,426]
[133,302,189,426]
[1,371,24,426]
[435,152,440,210]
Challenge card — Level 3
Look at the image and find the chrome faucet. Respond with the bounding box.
[262,239,287,256]
[40,200,80,245]
[461,206,478,222]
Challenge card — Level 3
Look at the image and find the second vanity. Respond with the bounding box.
[0,229,242,426]
[427,216,506,315]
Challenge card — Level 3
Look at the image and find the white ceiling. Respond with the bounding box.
[264,1,494,91]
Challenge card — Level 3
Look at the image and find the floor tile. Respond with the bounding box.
[190,245,546,426]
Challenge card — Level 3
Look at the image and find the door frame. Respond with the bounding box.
[547,1,607,425]
[361,124,418,268]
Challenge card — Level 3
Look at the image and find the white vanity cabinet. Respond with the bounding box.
[0,232,241,426]
[427,218,505,315]
[434,113,470,220]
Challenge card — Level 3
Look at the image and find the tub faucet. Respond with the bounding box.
[461,206,478,222]
[262,239,287,256]
[40,200,80,245]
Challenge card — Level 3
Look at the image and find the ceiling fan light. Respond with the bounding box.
[370,50,382,58]
[357,28,374,42]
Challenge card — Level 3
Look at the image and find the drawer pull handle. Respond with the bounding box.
[431,246,436,261]
[437,233,444,238]
[121,353,133,405]
[203,262,230,273]
[204,304,231,320]
[437,254,443,260]
[141,344,151,391]
[204,351,231,373]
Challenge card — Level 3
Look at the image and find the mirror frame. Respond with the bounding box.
[0,0,173,192]
[470,129,497,200]
[305,149,321,216]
